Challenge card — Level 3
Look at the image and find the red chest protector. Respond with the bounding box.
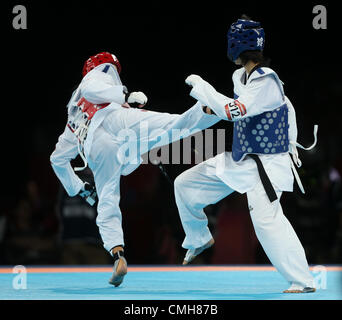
[66,97,111,172]
[77,97,110,120]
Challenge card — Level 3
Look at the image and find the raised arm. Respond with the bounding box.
[80,68,147,107]
[185,74,283,121]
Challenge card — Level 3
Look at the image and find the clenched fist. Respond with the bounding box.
[185,74,203,87]
[125,91,148,108]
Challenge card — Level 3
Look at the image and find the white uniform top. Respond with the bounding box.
[51,64,128,196]
[189,67,298,193]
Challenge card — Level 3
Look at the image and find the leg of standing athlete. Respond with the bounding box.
[88,126,127,287]
[174,156,234,264]
[246,181,315,291]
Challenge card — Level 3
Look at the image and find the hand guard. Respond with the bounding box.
[125,91,148,108]
[78,182,97,206]
[185,74,203,87]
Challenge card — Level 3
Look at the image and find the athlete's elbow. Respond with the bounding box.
[50,149,65,169]
[50,150,57,166]
[80,86,96,103]
[50,152,60,172]
[79,80,101,103]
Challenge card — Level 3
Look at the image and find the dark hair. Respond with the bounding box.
[241,14,251,20]
[239,50,268,66]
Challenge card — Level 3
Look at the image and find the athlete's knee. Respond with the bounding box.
[96,206,121,226]
[174,171,194,198]
[253,216,273,233]
[175,177,205,211]
[174,173,186,192]
[251,210,285,241]
[97,196,120,220]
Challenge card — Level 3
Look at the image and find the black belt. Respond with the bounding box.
[248,154,277,203]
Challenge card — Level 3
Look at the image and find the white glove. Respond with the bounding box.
[185,74,203,87]
[126,91,148,106]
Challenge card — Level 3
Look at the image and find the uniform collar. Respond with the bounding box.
[243,64,261,84]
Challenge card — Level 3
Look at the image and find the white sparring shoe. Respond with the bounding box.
[109,251,127,287]
[283,283,316,293]
[182,238,215,265]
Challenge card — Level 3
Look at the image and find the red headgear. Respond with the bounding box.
[82,52,122,77]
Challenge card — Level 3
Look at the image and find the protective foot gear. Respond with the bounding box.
[283,283,316,293]
[182,238,215,265]
[109,251,127,287]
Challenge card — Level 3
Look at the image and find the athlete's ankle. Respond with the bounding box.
[111,245,124,256]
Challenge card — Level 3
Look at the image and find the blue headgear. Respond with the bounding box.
[227,19,265,62]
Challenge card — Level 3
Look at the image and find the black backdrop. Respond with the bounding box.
[4,0,340,166]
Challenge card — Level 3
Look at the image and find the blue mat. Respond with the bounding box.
[1,266,341,300]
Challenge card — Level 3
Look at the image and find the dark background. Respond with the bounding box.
[1,0,341,266]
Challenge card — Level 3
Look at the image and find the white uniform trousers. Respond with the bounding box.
[85,103,218,253]
[174,154,315,288]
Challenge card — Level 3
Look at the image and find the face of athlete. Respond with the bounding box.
[234,57,243,66]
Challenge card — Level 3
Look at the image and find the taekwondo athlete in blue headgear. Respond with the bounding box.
[174,16,318,293]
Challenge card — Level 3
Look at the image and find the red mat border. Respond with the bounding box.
[1,265,341,274]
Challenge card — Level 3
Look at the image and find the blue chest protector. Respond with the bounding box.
[232,103,289,162]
